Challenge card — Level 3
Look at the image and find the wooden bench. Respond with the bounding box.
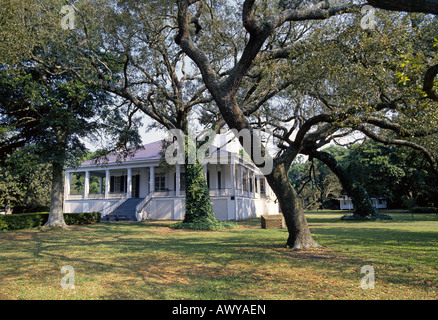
[261,214,285,229]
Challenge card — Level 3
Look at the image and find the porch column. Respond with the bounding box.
[149,166,155,193]
[230,162,235,196]
[83,171,90,199]
[127,167,132,198]
[105,169,110,199]
[65,172,71,199]
[238,164,242,194]
[175,164,180,197]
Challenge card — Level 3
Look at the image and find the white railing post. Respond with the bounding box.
[135,192,154,221]
[175,164,180,197]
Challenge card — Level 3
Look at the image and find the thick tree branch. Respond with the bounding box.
[367,0,438,15]
[358,124,438,176]
[423,64,438,102]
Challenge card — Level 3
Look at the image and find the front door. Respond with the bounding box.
[132,175,140,198]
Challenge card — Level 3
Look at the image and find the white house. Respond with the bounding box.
[63,135,279,221]
[338,196,387,210]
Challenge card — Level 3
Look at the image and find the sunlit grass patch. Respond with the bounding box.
[0,212,437,300]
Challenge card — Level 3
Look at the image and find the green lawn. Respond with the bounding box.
[0,211,437,300]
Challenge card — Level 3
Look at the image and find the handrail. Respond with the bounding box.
[100,193,128,218]
[135,192,154,221]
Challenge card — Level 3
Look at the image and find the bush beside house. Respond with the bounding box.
[0,212,100,231]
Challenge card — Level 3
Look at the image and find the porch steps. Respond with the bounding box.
[104,198,142,221]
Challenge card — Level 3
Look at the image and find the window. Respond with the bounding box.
[260,178,265,195]
[155,175,166,191]
[110,175,126,193]
[115,176,121,192]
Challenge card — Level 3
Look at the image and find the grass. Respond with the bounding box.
[0,210,437,300]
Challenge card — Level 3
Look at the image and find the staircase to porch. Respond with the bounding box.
[103,198,142,221]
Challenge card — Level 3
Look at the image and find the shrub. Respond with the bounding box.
[170,220,239,231]
[411,207,438,214]
[341,213,392,221]
[64,212,101,225]
[0,212,100,231]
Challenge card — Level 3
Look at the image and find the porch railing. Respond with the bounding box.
[100,193,128,218]
[136,192,154,221]
[66,192,125,200]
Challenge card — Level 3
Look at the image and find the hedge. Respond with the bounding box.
[170,220,239,231]
[0,212,101,231]
[411,207,438,214]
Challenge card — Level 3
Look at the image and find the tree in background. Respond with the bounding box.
[0,62,127,226]
[290,140,438,211]
[1,145,52,213]
[344,141,438,209]
[288,154,342,210]
[0,167,23,215]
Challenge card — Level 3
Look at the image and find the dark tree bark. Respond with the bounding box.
[267,163,322,249]
[305,148,378,217]
[423,64,438,102]
[368,0,438,15]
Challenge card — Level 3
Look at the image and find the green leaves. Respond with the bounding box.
[183,136,217,225]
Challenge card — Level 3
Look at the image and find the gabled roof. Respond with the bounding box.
[76,138,251,170]
[81,140,164,166]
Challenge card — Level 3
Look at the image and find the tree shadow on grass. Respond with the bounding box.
[1,221,437,299]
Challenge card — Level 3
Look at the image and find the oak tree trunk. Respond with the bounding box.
[267,164,322,250]
[44,162,68,228]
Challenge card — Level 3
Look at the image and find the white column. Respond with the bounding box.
[65,172,71,199]
[175,164,180,197]
[105,169,110,199]
[230,162,235,196]
[238,164,242,194]
[149,166,155,193]
[84,171,90,199]
[127,168,132,198]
